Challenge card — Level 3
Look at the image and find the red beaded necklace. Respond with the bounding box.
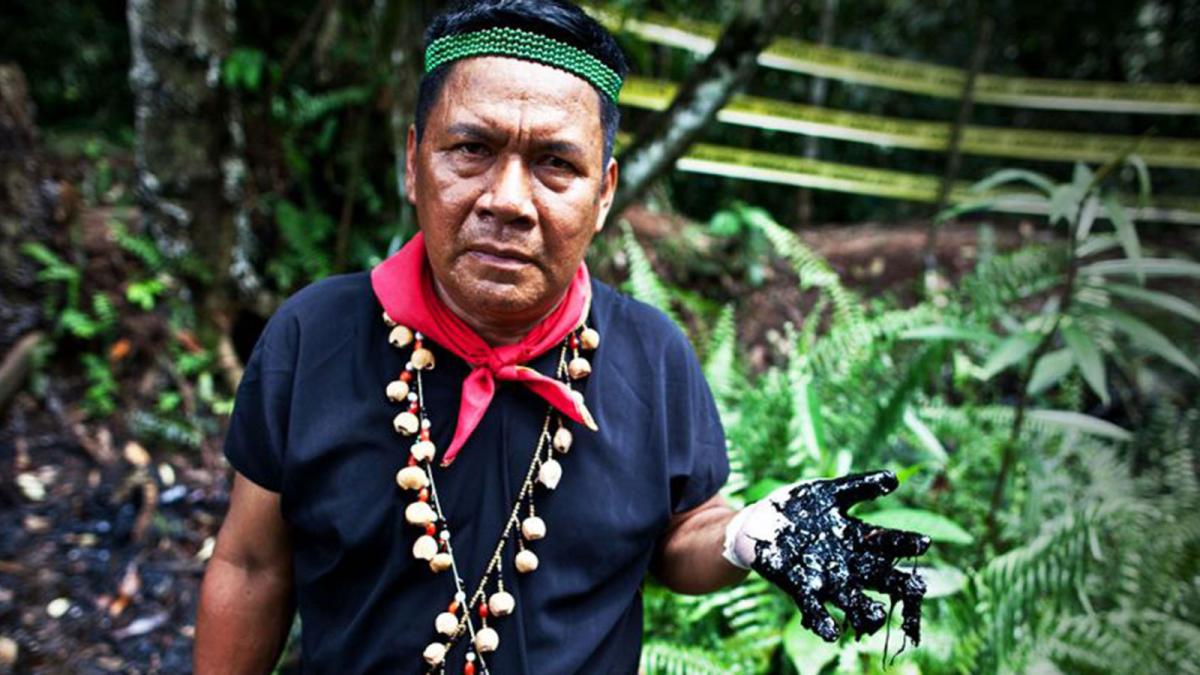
[384,311,600,673]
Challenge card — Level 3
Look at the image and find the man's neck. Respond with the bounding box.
[432,279,564,347]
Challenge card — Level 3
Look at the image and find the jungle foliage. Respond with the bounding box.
[624,163,1200,675]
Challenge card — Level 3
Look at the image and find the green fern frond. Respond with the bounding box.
[1035,616,1132,674]
[959,245,1065,322]
[91,292,118,330]
[703,304,740,402]
[804,305,939,377]
[110,221,166,271]
[721,449,750,505]
[640,641,739,675]
[751,212,863,327]
[621,224,682,326]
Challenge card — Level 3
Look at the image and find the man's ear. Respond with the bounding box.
[594,158,619,233]
[405,125,418,206]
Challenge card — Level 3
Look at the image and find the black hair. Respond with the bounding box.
[414,0,628,165]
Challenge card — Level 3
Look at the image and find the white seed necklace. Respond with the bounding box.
[383,312,599,674]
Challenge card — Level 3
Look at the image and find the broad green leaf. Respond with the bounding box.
[708,210,741,237]
[935,198,994,224]
[1062,325,1109,405]
[1072,162,1096,193]
[1126,154,1152,205]
[1102,308,1200,376]
[1027,348,1075,396]
[1075,196,1099,240]
[971,168,1056,196]
[745,479,785,503]
[1049,184,1082,226]
[858,508,973,545]
[1081,258,1200,279]
[1103,283,1200,324]
[784,613,841,673]
[1027,409,1133,441]
[790,374,825,463]
[979,333,1038,380]
[1102,193,1144,284]
[903,409,948,464]
[916,565,969,598]
[894,462,925,485]
[900,325,997,344]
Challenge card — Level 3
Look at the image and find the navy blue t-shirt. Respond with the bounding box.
[223,271,729,674]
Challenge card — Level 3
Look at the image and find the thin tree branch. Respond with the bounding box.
[926,13,992,273]
[981,157,1127,554]
[606,0,788,226]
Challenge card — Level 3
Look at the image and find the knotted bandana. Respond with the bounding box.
[371,233,597,466]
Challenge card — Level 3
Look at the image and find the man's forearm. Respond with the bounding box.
[194,557,295,674]
[652,497,748,594]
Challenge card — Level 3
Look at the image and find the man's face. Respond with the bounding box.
[406,56,618,332]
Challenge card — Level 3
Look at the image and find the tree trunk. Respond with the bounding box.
[127,0,241,373]
[386,0,444,243]
[607,0,788,226]
[796,0,837,228]
[925,13,993,273]
[0,64,50,358]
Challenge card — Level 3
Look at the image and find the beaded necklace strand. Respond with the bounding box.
[383,311,600,674]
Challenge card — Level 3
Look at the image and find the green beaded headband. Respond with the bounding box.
[424,26,623,103]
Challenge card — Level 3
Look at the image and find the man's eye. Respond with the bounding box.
[540,156,576,172]
[456,143,489,157]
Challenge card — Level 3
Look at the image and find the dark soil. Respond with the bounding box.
[0,391,227,674]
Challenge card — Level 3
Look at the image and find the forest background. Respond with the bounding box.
[0,0,1198,673]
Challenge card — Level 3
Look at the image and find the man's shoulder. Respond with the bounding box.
[274,271,374,326]
[254,272,374,359]
[591,277,694,360]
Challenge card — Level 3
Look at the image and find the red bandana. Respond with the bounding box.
[371,233,597,466]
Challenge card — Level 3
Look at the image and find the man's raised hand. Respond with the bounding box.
[722,471,931,643]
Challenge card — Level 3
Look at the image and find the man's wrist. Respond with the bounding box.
[721,505,754,570]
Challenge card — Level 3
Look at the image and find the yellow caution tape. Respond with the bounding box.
[615,134,1200,225]
[591,7,1200,115]
[620,76,1200,170]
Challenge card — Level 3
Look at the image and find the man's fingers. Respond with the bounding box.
[875,568,927,646]
[830,470,899,509]
[795,592,840,643]
[860,527,931,558]
[831,587,887,637]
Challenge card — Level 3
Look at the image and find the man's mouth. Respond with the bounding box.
[466,245,536,269]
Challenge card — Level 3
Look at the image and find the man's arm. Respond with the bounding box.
[650,493,748,594]
[194,472,295,674]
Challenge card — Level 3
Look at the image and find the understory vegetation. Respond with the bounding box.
[627,165,1200,675]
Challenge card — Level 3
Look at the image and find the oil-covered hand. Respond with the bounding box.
[723,471,930,643]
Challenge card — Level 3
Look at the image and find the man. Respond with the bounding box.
[194,2,928,673]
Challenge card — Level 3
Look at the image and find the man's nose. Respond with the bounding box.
[479,155,536,225]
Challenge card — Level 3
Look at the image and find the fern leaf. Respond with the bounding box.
[620,224,682,326]
[702,304,739,402]
[750,212,862,327]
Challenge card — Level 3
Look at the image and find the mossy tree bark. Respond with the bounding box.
[385,0,444,242]
[0,64,50,407]
[127,0,244,384]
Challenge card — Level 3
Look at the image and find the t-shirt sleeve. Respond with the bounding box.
[660,323,730,515]
[222,310,298,493]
